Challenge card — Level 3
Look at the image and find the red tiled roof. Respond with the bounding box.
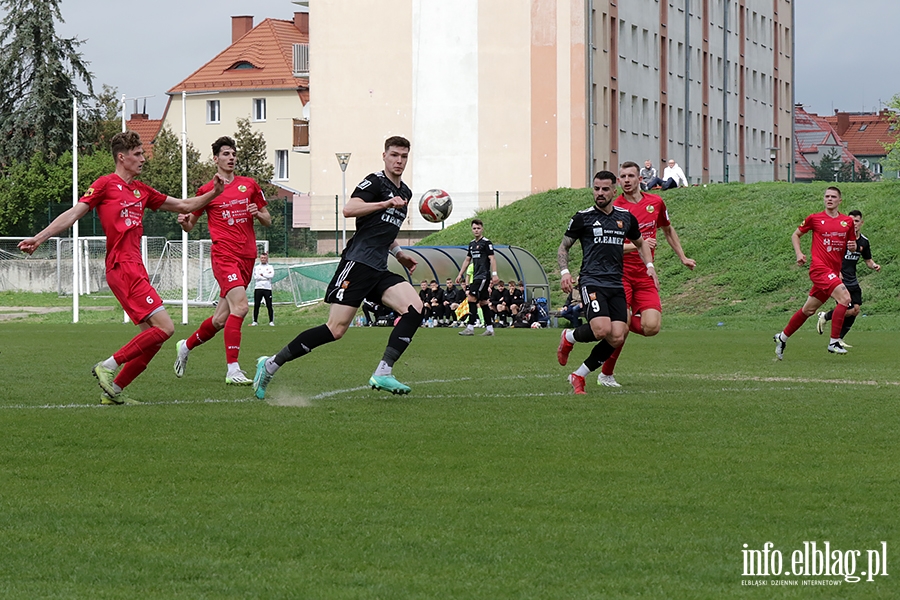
[824,111,898,157]
[168,18,309,95]
[126,114,163,158]
[793,106,863,180]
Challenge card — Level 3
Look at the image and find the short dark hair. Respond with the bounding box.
[594,170,617,183]
[826,185,842,198]
[848,209,862,218]
[212,136,236,156]
[471,219,483,227]
[620,161,640,172]
[110,131,142,163]
[384,136,410,152]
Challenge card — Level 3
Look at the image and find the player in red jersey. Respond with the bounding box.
[173,136,271,385]
[774,186,856,359]
[595,161,695,387]
[18,131,225,404]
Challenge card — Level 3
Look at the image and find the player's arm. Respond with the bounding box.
[456,256,472,284]
[865,258,881,272]
[489,254,499,285]
[18,202,91,254]
[177,213,200,232]
[250,204,272,227]
[557,235,576,293]
[660,224,695,270]
[161,174,226,213]
[344,194,406,218]
[389,241,417,273]
[791,227,807,266]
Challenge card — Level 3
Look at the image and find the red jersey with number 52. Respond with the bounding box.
[798,211,855,277]
[613,192,670,280]
[195,176,266,259]
[79,174,167,270]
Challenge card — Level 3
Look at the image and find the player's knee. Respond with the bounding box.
[157,323,175,338]
[642,323,661,336]
[328,323,349,340]
[231,302,249,319]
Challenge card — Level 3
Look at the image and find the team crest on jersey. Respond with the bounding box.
[133,189,141,198]
[341,280,350,289]
[616,220,623,228]
[840,220,848,227]
[588,292,597,301]
[238,185,247,193]
[646,205,655,213]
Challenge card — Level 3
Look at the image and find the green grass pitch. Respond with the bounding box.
[1,321,898,598]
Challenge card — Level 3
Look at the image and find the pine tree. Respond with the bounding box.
[0,0,94,167]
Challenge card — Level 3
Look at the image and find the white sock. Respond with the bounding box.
[374,360,392,376]
[112,383,123,394]
[565,330,577,344]
[575,364,591,377]
[829,337,839,344]
[466,324,474,331]
[227,362,241,375]
[101,356,118,371]
[265,358,280,375]
[778,332,788,342]
[486,325,494,332]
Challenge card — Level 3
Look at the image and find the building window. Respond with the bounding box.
[275,150,289,180]
[252,98,266,122]
[873,163,883,175]
[207,100,220,124]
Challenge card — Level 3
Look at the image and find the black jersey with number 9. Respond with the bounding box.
[564,205,641,289]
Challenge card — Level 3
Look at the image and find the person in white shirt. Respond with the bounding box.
[661,159,688,189]
[252,252,275,326]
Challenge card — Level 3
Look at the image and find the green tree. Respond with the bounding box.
[810,148,841,181]
[881,94,900,175]
[233,117,278,199]
[0,0,94,168]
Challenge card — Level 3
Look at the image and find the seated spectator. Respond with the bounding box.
[640,160,665,191]
[557,289,583,327]
[427,280,445,325]
[508,281,525,317]
[488,280,511,327]
[442,278,464,326]
[418,280,431,323]
[661,159,688,190]
[513,300,538,328]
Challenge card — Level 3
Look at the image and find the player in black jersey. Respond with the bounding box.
[456,219,500,336]
[555,171,657,394]
[815,210,880,348]
[253,136,424,398]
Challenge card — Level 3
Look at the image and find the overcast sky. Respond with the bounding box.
[37,0,899,119]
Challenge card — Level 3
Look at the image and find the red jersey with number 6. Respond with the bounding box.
[79,174,167,270]
[195,176,266,259]
[798,211,855,279]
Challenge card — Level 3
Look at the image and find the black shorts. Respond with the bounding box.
[579,284,628,323]
[467,279,490,302]
[325,259,407,307]
[847,284,862,307]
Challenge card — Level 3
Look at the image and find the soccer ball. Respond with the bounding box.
[530,322,542,329]
[418,189,453,223]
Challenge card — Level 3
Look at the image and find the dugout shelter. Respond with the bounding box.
[388,245,550,302]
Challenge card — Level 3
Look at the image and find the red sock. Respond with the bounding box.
[186,316,219,350]
[113,327,171,365]
[782,310,809,338]
[830,303,847,339]
[114,342,164,389]
[601,343,623,376]
[223,314,244,364]
[629,314,643,335]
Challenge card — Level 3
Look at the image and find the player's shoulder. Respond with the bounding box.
[234,175,259,188]
[857,232,869,243]
[612,205,633,216]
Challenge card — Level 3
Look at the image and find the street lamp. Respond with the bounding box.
[768,147,779,181]
[335,152,351,252]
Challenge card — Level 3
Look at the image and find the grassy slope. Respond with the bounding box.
[420,181,900,318]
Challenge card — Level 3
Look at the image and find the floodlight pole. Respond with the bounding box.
[336,153,351,252]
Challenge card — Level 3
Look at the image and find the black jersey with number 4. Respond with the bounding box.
[565,205,641,288]
[344,171,412,271]
[466,237,494,280]
[841,233,871,288]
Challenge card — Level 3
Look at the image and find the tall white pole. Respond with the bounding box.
[181,91,189,325]
[72,97,79,323]
[121,93,127,133]
[341,169,347,251]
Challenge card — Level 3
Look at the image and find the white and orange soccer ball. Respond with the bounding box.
[418,189,453,223]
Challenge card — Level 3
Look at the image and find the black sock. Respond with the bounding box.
[468,301,478,325]
[840,315,855,339]
[482,305,493,326]
[573,323,596,343]
[583,340,615,371]
[383,306,421,366]
[274,324,335,366]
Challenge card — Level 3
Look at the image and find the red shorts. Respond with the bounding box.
[808,269,843,303]
[106,261,164,324]
[623,273,662,314]
[212,254,256,297]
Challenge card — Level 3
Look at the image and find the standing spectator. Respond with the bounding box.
[174,136,272,386]
[456,219,499,336]
[816,209,881,348]
[489,280,511,327]
[640,160,664,191]
[774,187,856,359]
[252,252,275,326]
[661,159,688,189]
[17,131,225,404]
[253,136,424,398]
